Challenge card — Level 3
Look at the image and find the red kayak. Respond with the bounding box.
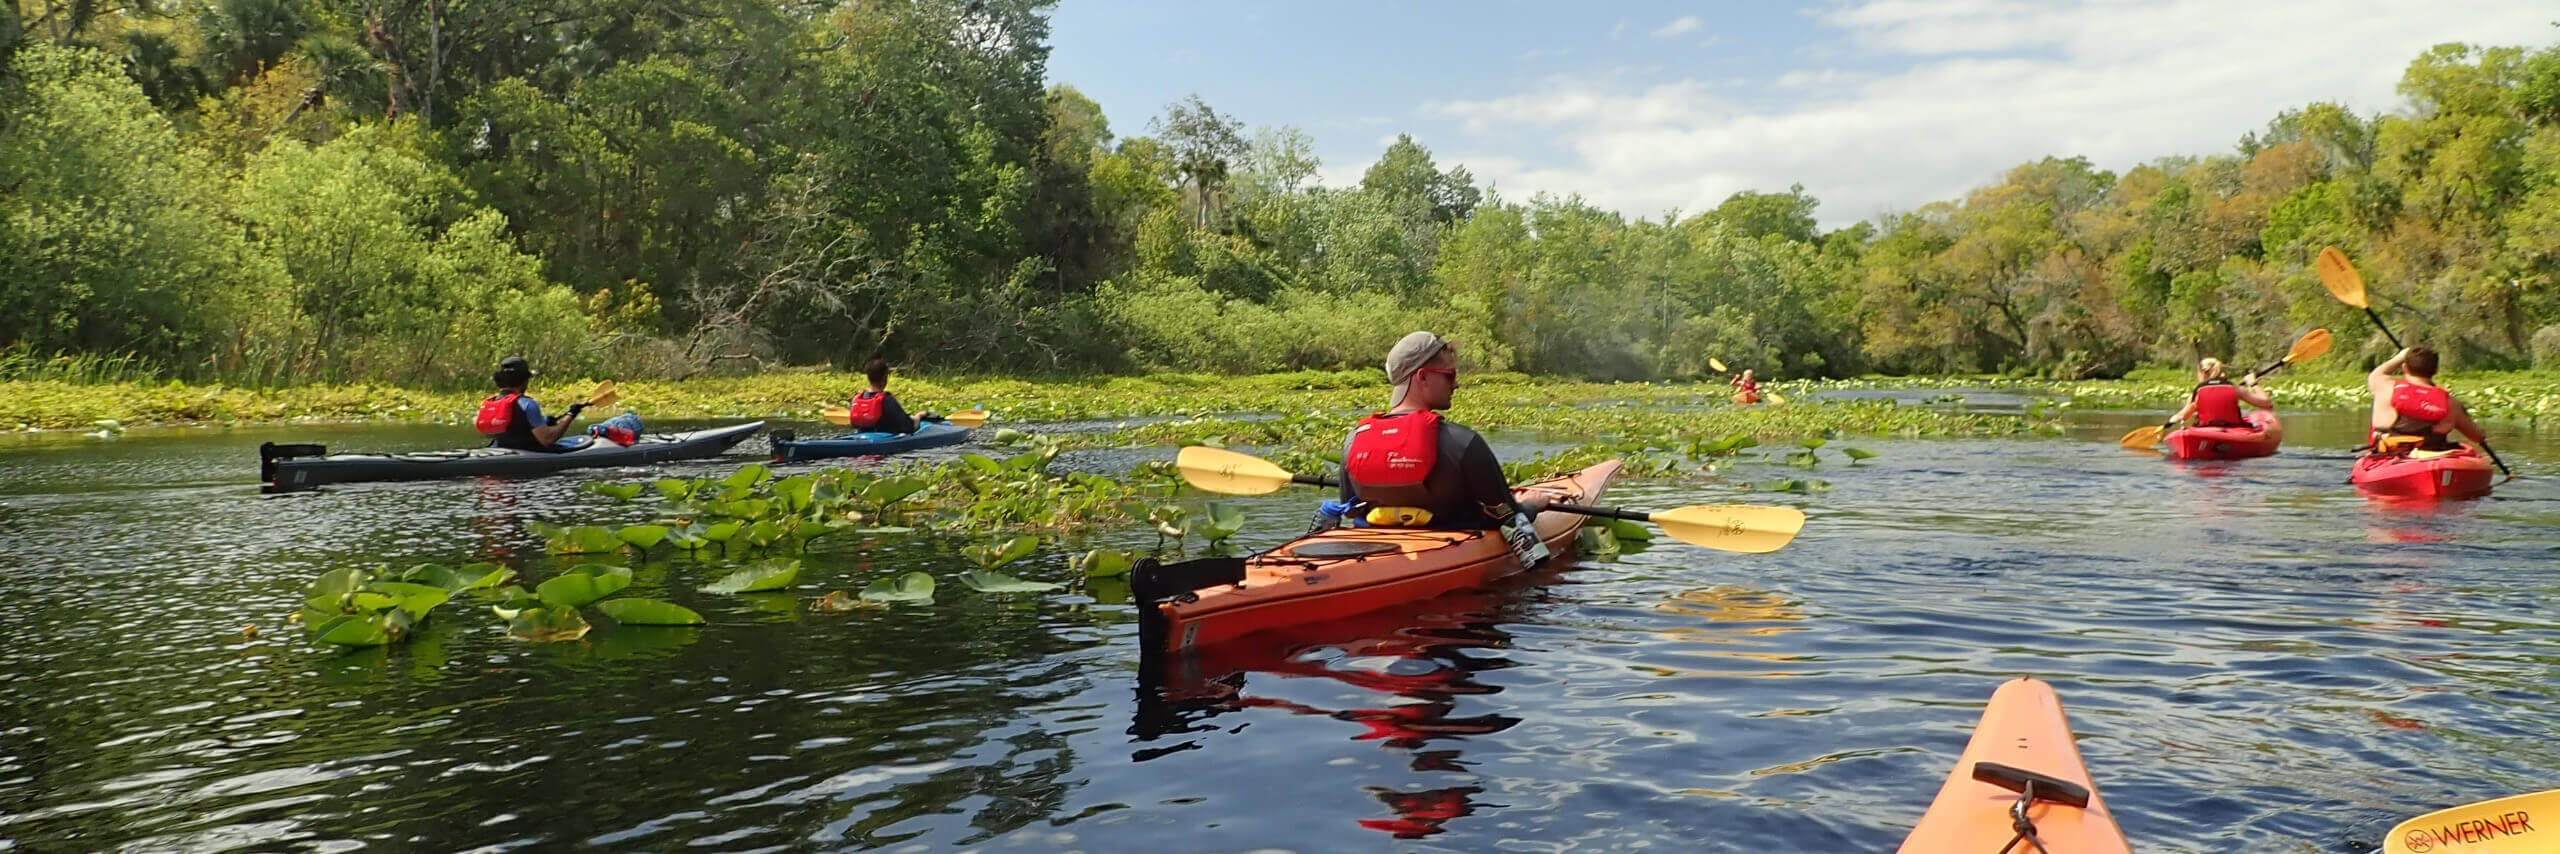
[2165,411,2281,460]
[2354,446,2495,499]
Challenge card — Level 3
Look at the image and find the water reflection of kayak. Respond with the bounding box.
[1131,567,1547,840]
[1132,460,1620,656]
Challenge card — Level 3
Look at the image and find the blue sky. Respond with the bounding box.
[1049,0,2558,228]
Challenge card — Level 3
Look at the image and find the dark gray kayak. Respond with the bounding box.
[260,421,766,493]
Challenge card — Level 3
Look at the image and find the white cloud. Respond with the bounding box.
[1422,0,2559,227]
[1651,15,1704,39]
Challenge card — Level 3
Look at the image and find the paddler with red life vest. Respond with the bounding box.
[2366,346,2486,454]
[845,358,935,434]
[1332,332,1549,540]
[474,356,640,452]
[2166,357,2273,430]
[1730,369,1761,405]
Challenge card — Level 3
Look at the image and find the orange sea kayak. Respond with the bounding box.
[1135,460,1619,655]
[1901,678,2131,853]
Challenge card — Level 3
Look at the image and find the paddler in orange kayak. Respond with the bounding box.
[2365,346,2486,453]
[1328,332,1550,537]
[1730,368,1761,405]
[2166,357,2273,430]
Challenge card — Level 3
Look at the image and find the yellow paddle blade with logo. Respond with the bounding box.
[1642,504,1805,554]
[2385,788,2559,853]
[1176,445,1299,495]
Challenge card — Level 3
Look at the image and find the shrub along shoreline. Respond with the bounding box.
[8,370,2550,436]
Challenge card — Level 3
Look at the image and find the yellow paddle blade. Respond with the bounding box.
[820,406,852,426]
[2286,328,2333,364]
[942,409,990,428]
[2316,246,2369,309]
[1643,504,1805,553]
[1709,357,1729,373]
[1766,389,1787,405]
[2385,788,2560,854]
[1175,445,1298,495]
[585,381,619,410]
[2120,425,2165,449]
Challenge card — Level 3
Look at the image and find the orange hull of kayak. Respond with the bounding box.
[1900,678,2130,854]
[2166,410,2281,460]
[1152,460,1619,654]
[2353,446,2495,500]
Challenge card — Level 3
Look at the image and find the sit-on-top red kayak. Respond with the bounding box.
[2353,446,2495,500]
[1133,460,1619,655]
[2165,410,2281,460]
[1901,678,2131,853]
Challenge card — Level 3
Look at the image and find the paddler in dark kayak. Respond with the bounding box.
[473,356,640,452]
[2165,357,2273,429]
[1327,331,1549,538]
[2365,346,2486,453]
[845,358,939,434]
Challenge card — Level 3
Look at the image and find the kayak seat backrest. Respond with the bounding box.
[1971,761,2091,808]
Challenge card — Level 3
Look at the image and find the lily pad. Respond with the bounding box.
[460,563,516,590]
[655,477,696,500]
[1842,447,1876,462]
[311,610,409,646]
[859,571,936,604]
[992,427,1029,444]
[1197,503,1246,542]
[307,567,373,599]
[616,525,670,551]
[401,563,466,591]
[701,521,743,543]
[537,565,634,608]
[1798,437,1829,449]
[1601,518,1654,542]
[958,453,1002,474]
[959,570,1064,595]
[862,475,929,507]
[775,475,816,513]
[366,581,452,618]
[1077,549,1136,578]
[595,598,704,626]
[966,534,1041,569]
[705,559,801,594]
[587,481,645,500]
[721,463,771,492]
[507,606,593,642]
[746,519,786,548]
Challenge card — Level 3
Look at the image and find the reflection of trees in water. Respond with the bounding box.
[1130,576,1552,839]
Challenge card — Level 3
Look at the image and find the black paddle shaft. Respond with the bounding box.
[2366,308,2403,349]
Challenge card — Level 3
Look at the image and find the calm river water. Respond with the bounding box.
[0,397,2553,851]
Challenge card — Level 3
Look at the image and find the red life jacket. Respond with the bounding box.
[1346,410,1441,507]
[2191,381,2246,428]
[2390,382,2450,424]
[475,392,523,436]
[847,390,886,428]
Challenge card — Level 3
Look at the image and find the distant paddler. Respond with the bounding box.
[473,357,635,452]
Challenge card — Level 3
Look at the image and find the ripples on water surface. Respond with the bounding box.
[0,410,2554,851]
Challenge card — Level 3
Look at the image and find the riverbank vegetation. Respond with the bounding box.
[5,4,2560,387]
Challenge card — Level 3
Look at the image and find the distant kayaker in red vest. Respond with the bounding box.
[845,357,935,434]
[473,356,641,451]
[1336,331,1548,532]
[2167,357,2272,429]
[2366,346,2485,453]
[1730,369,1761,405]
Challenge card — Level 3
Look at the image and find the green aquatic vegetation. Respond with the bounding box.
[860,571,936,604]
[1077,549,1138,578]
[957,570,1064,595]
[536,565,631,608]
[297,564,493,647]
[965,535,1041,569]
[704,559,802,594]
[594,598,704,626]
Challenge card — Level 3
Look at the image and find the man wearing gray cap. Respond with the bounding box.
[1335,331,1549,532]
